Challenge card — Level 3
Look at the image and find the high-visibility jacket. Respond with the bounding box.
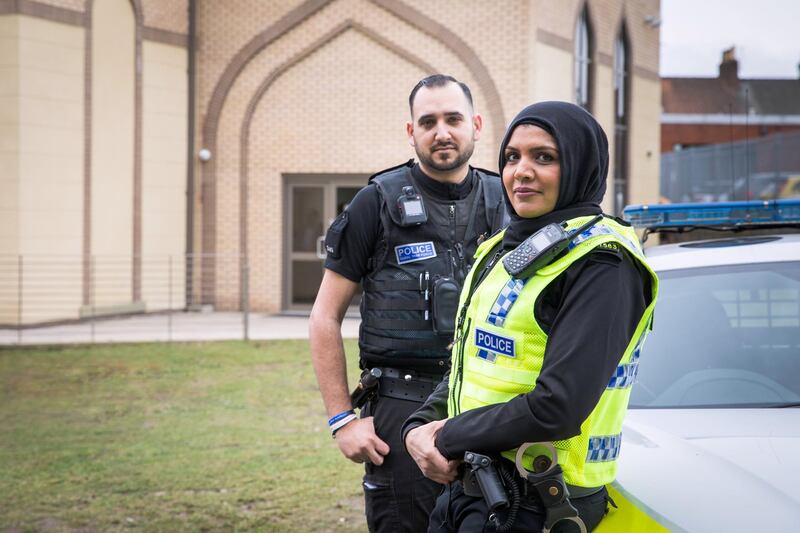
[447,215,659,488]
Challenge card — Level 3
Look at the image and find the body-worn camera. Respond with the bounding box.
[397,186,427,226]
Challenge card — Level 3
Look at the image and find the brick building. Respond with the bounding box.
[1,0,662,322]
[661,48,800,153]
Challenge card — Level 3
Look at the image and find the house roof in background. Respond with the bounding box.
[662,49,800,116]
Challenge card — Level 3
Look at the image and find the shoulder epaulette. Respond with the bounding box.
[367,159,415,184]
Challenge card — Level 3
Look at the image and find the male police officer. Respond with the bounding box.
[309,74,505,533]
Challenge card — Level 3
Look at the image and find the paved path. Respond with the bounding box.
[0,312,360,345]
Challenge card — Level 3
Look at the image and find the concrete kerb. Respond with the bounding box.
[0,312,361,345]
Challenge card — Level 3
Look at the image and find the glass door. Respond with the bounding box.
[285,175,364,311]
[288,185,325,306]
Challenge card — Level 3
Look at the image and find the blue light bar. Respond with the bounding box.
[623,199,800,229]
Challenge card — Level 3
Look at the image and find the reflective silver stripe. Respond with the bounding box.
[568,224,644,258]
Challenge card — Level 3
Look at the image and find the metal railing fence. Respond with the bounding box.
[661,131,800,203]
[0,253,251,344]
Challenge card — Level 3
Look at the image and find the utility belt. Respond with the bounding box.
[462,458,601,510]
[460,443,594,533]
[373,366,441,402]
[351,366,442,409]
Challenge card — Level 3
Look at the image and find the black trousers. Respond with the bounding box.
[362,395,443,533]
[428,481,609,533]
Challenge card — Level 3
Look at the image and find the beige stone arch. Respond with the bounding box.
[238,20,436,260]
[237,20,441,309]
[83,0,143,304]
[370,0,505,141]
[199,0,506,304]
[202,0,504,158]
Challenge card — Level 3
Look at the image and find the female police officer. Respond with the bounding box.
[403,101,659,532]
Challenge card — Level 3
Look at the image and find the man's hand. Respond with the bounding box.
[405,419,459,484]
[334,417,390,465]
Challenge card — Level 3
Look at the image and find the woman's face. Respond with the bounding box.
[502,124,560,218]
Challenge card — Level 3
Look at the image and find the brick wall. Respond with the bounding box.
[195,0,660,312]
[140,0,186,35]
[2,0,661,314]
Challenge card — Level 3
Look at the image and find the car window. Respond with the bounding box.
[630,261,800,408]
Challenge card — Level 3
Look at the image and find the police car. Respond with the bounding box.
[596,199,800,532]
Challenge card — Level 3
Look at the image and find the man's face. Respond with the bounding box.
[407,83,482,174]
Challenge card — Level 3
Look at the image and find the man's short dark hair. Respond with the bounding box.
[408,74,473,116]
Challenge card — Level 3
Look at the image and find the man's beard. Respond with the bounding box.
[417,141,475,172]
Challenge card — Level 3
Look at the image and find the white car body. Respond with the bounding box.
[601,233,800,532]
[645,233,800,271]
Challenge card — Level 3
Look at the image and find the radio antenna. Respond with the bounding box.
[729,102,735,200]
[744,87,751,209]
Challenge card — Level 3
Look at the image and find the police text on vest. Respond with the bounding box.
[475,328,515,359]
[395,241,437,265]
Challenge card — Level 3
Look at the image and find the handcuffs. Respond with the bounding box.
[515,442,588,533]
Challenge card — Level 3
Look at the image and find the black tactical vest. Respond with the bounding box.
[359,162,506,372]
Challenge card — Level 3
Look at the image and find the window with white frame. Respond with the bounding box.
[574,7,592,110]
[613,26,630,214]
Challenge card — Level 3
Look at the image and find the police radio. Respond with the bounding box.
[503,214,603,279]
[397,186,427,226]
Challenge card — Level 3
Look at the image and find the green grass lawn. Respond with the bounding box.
[0,340,367,532]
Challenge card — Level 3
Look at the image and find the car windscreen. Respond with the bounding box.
[630,261,800,408]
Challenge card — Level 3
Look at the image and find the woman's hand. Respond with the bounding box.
[405,419,460,484]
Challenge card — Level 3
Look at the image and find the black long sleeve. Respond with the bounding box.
[435,247,650,460]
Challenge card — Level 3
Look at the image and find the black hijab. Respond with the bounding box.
[499,101,609,248]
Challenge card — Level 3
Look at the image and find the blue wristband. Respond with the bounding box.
[330,413,358,438]
[328,409,355,427]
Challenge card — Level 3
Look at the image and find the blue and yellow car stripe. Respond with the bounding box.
[595,484,673,532]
